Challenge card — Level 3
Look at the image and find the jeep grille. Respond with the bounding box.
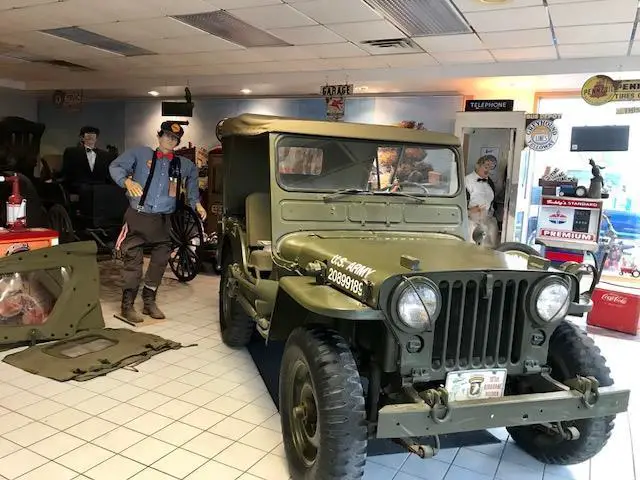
[431,276,529,371]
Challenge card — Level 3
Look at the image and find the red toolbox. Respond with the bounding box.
[0,228,59,256]
[587,285,640,336]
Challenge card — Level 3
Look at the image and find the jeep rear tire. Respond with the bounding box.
[280,327,367,479]
[507,321,615,464]
[219,252,254,348]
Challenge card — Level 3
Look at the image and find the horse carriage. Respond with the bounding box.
[0,116,208,283]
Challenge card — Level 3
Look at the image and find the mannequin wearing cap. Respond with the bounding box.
[60,126,111,192]
[465,155,499,247]
[109,121,207,324]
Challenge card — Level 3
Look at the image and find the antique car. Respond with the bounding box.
[216,114,629,479]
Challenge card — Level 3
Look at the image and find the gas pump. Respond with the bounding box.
[0,174,26,231]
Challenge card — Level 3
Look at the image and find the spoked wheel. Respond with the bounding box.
[47,204,75,243]
[169,204,203,283]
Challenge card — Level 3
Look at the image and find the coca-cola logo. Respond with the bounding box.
[601,293,628,305]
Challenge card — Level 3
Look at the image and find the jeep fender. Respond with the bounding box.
[268,275,384,341]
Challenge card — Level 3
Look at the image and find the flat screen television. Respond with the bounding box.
[161,101,193,117]
[570,125,629,152]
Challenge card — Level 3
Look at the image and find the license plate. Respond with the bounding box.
[444,368,507,402]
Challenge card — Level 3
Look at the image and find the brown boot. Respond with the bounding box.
[142,286,165,319]
[121,288,143,323]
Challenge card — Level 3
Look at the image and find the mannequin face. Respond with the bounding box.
[158,132,179,152]
[81,133,98,149]
[475,160,494,179]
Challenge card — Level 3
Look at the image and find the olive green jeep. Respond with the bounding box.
[215,114,629,479]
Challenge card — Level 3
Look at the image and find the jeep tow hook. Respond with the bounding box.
[565,375,600,409]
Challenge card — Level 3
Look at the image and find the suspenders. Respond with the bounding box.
[137,150,182,211]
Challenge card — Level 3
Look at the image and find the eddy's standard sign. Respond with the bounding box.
[326,254,375,300]
[536,196,603,246]
[582,75,640,106]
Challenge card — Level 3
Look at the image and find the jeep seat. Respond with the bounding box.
[245,192,273,273]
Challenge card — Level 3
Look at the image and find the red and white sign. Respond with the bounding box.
[588,286,640,336]
[536,195,602,248]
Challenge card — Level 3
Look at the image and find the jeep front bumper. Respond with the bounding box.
[376,386,630,438]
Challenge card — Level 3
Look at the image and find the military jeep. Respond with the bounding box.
[216,114,629,479]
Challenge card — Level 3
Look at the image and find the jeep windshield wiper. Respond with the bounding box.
[372,191,426,203]
[323,188,372,201]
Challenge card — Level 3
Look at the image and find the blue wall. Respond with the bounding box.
[36,94,462,154]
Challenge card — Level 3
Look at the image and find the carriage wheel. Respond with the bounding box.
[47,204,75,243]
[169,205,204,283]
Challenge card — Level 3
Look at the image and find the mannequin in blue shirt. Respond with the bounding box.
[109,121,206,323]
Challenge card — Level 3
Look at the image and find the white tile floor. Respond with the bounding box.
[0,262,637,480]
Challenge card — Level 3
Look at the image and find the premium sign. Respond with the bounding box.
[536,196,602,247]
[464,99,514,112]
[581,75,640,106]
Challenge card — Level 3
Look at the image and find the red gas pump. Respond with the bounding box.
[0,174,26,231]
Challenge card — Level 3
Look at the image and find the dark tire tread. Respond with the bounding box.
[219,253,254,348]
[280,327,368,479]
[508,321,615,465]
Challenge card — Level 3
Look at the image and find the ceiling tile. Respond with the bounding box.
[247,45,320,60]
[332,55,390,69]
[549,0,638,26]
[465,6,550,33]
[430,49,495,64]
[559,41,629,58]
[290,0,381,25]
[491,46,557,62]
[328,20,404,43]
[156,0,221,16]
[379,53,438,67]
[451,0,541,12]
[0,0,57,10]
[267,25,345,45]
[302,42,369,58]
[479,28,553,49]
[227,4,316,29]
[204,49,267,63]
[413,33,484,53]
[206,0,283,7]
[130,34,242,54]
[555,23,634,44]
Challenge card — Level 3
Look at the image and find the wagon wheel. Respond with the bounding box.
[47,204,75,243]
[169,204,203,283]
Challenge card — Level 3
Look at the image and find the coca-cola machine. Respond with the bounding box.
[588,286,640,336]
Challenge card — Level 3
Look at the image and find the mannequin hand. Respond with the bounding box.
[124,178,143,197]
[196,203,207,221]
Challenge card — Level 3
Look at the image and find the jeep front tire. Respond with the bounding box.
[280,327,367,479]
[507,321,615,464]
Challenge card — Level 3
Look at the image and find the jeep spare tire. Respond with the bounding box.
[507,321,615,464]
[219,252,254,348]
[280,327,367,479]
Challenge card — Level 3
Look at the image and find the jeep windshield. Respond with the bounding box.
[276,134,459,197]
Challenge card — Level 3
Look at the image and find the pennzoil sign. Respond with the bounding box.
[581,75,640,106]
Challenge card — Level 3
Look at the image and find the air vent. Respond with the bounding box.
[41,27,154,56]
[172,10,290,48]
[33,59,96,72]
[363,0,472,36]
[363,38,416,49]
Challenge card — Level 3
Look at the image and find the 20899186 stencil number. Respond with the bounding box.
[327,267,364,297]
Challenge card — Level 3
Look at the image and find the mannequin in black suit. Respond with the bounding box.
[60,126,111,192]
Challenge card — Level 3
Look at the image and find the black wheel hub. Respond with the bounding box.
[291,360,320,467]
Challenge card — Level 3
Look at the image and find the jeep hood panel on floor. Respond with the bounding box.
[278,233,522,282]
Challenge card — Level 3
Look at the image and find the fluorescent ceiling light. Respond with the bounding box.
[148,90,159,96]
[241,88,252,94]
[41,27,154,57]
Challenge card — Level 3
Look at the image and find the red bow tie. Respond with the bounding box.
[157,151,174,160]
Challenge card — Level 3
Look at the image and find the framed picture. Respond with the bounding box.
[480,146,500,162]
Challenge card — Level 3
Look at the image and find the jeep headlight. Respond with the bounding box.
[392,277,441,332]
[534,278,570,323]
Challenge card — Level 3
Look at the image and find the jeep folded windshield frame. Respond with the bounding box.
[274,134,461,198]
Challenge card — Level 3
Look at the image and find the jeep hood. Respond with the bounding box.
[278,232,525,283]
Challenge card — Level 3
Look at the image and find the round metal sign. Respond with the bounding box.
[525,119,558,151]
[581,75,616,106]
